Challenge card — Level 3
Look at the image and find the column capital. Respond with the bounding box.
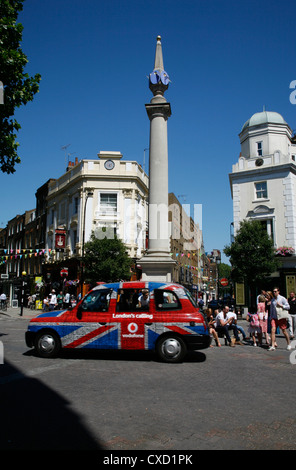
[145,102,171,121]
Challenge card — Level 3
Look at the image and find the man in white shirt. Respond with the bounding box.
[138,289,149,308]
[49,289,57,311]
[215,306,242,346]
[226,309,246,342]
[269,287,291,351]
[0,292,7,309]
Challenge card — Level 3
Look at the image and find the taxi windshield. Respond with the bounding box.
[81,289,112,312]
[184,289,198,308]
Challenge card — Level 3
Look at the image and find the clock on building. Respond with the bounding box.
[255,158,264,167]
[104,159,115,170]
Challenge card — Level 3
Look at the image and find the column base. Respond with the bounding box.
[138,253,176,282]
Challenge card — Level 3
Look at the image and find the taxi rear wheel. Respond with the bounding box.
[35,330,61,358]
[156,335,187,363]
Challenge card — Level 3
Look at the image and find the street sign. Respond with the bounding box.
[60,268,68,277]
[220,278,229,287]
[55,229,66,252]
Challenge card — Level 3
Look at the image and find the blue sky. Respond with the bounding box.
[1,0,295,263]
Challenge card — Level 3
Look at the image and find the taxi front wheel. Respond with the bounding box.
[156,335,187,363]
[35,331,61,358]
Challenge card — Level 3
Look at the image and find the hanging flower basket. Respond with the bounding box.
[275,246,295,257]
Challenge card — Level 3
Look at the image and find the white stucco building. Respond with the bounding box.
[46,151,148,262]
[229,110,296,294]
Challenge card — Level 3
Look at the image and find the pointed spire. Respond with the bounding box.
[148,35,170,97]
[154,35,164,72]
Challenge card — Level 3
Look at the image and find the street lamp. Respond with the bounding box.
[80,190,94,296]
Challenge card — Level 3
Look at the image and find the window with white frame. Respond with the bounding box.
[259,219,274,243]
[255,181,267,199]
[257,141,263,156]
[100,193,117,214]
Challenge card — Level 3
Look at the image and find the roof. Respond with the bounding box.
[241,111,287,132]
[92,281,183,292]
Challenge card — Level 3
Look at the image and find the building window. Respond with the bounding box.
[255,182,267,199]
[70,229,78,254]
[100,193,117,214]
[60,202,65,221]
[257,142,263,156]
[74,197,79,215]
[51,209,55,225]
[259,219,274,243]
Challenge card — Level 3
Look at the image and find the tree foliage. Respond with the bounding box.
[83,234,132,284]
[0,0,41,173]
[218,262,232,280]
[224,219,278,286]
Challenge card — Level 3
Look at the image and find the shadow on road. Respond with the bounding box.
[0,360,104,451]
[24,347,207,363]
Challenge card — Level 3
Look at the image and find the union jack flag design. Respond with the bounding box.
[26,281,210,358]
[29,319,205,351]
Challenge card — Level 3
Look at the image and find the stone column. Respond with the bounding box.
[139,36,175,282]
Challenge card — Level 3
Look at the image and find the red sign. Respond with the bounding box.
[220,278,229,287]
[60,268,68,277]
[55,229,66,251]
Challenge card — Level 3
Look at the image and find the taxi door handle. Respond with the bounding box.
[99,322,107,325]
[145,322,152,326]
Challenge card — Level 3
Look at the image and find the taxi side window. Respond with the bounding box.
[81,289,111,312]
[117,289,150,312]
[154,289,181,311]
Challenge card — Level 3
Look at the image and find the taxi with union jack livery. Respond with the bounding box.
[25,281,211,362]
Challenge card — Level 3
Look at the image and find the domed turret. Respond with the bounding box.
[241,111,287,132]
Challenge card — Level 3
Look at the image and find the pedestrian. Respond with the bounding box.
[257,289,267,305]
[57,291,63,310]
[269,287,291,351]
[227,308,246,341]
[49,289,57,311]
[204,308,221,347]
[43,296,49,311]
[288,291,296,339]
[265,291,272,331]
[257,294,270,346]
[0,292,7,309]
[63,291,70,309]
[247,310,262,346]
[70,294,77,308]
[215,306,241,346]
[198,298,204,310]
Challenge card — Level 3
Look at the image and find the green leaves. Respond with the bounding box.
[224,220,278,286]
[0,0,41,173]
[83,234,132,284]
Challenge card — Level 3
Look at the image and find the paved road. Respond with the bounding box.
[1,307,296,452]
